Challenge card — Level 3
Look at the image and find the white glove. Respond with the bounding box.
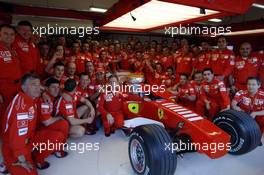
[107,113,114,125]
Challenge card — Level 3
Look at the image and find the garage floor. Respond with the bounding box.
[1,129,263,175]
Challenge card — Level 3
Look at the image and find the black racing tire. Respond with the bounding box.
[128,124,177,175]
[213,110,261,155]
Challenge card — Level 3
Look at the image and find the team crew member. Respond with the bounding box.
[0,24,22,113]
[152,63,169,86]
[37,78,69,158]
[68,41,88,74]
[14,21,40,75]
[232,77,264,133]
[168,74,196,110]
[190,71,204,95]
[97,75,140,137]
[194,42,211,72]
[231,42,260,92]
[159,47,174,70]
[196,68,230,120]
[210,36,235,82]
[64,62,79,83]
[259,51,264,89]
[55,79,96,138]
[1,74,64,175]
[43,61,66,89]
[174,44,194,82]
[85,61,96,83]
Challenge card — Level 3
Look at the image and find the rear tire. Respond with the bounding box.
[213,110,261,155]
[128,124,177,175]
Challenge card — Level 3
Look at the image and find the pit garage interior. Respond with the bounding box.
[0,0,264,175]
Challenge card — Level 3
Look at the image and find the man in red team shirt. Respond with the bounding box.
[168,74,197,110]
[64,62,79,83]
[0,24,22,113]
[152,63,168,86]
[38,78,69,158]
[55,79,95,138]
[210,36,235,82]
[190,71,204,95]
[94,50,110,73]
[232,77,264,134]
[196,68,230,120]
[70,41,90,74]
[98,75,140,137]
[258,51,264,90]
[85,61,96,82]
[230,42,260,92]
[2,74,65,175]
[174,44,194,82]
[194,42,211,72]
[159,47,174,70]
[14,21,40,75]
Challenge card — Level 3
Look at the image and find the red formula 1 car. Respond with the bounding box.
[117,73,261,175]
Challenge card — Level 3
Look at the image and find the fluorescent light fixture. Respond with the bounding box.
[89,6,107,13]
[103,0,220,30]
[208,18,222,22]
[252,3,264,9]
[223,29,264,36]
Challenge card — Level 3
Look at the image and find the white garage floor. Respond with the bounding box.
[1,129,264,175]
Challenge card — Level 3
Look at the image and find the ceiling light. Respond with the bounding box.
[103,0,220,30]
[208,18,222,22]
[89,6,107,13]
[223,29,264,36]
[252,3,264,9]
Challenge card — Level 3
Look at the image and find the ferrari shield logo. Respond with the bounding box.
[158,109,164,120]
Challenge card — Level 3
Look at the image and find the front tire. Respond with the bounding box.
[128,124,177,175]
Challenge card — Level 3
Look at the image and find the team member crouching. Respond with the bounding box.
[232,77,264,134]
[196,68,230,120]
[37,78,69,159]
[167,74,197,111]
[2,74,65,175]
[97,75,140,137]
[55,79,95,138]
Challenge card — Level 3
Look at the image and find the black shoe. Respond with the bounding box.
[54,151,68,158]
[105,133,110,137]
[36,161,50,170]
[110,129,115,134]
[259,141,263,146]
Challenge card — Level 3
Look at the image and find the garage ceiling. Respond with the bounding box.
[0,0,118,11]
[0,0,263,33]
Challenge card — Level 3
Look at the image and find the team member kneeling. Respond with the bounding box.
[232,77,264,134]
[98,75,141,137]
[55,79,95,138]
[37,78,69,160]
